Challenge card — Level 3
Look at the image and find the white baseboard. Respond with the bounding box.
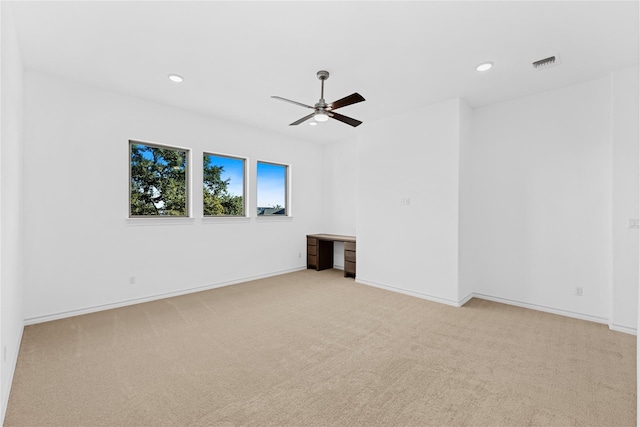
[23,268,637,337]
[355,277,467,307]
[353,278,636,335]
[469,292,611,325]
[24,267,306,325]
[609,323,638,335]
[2,324,24,425]
[458,292,474,306]
[477,293,635,335]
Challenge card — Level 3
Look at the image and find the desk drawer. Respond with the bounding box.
[345,241,356,251]
[307,255,317,268]
[344,261,356,276]
[345,250,356,263]
[307,237,318,246]
[307,245,317,256]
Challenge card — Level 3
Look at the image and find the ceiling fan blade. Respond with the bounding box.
[328,93,365,110]
[289,112,316,126]
[271,96,314,109]
[329,112,362,127]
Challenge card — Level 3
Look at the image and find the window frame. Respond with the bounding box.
[128,139,191,218]
[256,160,290,217]
[202,151,248,218]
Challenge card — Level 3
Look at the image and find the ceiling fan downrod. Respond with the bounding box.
[317,70,329,104]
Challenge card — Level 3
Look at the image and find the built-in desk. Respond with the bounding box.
[306,234,356,278]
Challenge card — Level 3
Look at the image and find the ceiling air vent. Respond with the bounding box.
[532,55,560,70]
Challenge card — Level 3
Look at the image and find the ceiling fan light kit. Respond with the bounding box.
[314,111,329,122]
[271,70,365,127]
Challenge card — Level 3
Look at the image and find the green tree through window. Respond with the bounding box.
[130,141,188,216]
[203,154,244,216]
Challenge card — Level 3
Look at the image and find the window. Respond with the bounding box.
[203,153,246,216]
[129,141,189,217]
[257,161,288,216]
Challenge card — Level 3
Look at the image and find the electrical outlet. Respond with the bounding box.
[575,287,583,296]
[629,219,639,229]
[3,345,6,363]
[298,252,302,258]
[129,276,136,285]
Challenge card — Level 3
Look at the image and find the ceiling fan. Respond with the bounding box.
[271,70,365,127]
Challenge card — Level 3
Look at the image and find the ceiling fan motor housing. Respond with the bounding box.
[317,70,330,80]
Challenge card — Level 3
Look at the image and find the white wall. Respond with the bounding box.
[355,99,463,305]
[22,71,324,322]
[611,65,640,332]
[465,77,613,322]
[327,75,638,329]
[322,139,357,268]
[0,3,25,422]
[457,99,474,302]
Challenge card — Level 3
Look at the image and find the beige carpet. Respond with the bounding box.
[5,269,636,426]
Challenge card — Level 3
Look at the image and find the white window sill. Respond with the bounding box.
[126,217,196,226]
[256,216,293,222]
[125,216,294,225]
[202,216,251,224]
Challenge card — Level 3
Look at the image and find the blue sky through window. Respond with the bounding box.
[257,162,286,208]
[206,154,244,197]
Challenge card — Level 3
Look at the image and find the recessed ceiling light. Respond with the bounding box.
[476,62,493,72]
[168,74,184,83]
[309,122,317,126]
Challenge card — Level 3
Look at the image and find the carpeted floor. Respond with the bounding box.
[5,269,637,426]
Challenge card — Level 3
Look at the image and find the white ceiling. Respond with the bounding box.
[8,1,639,144]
